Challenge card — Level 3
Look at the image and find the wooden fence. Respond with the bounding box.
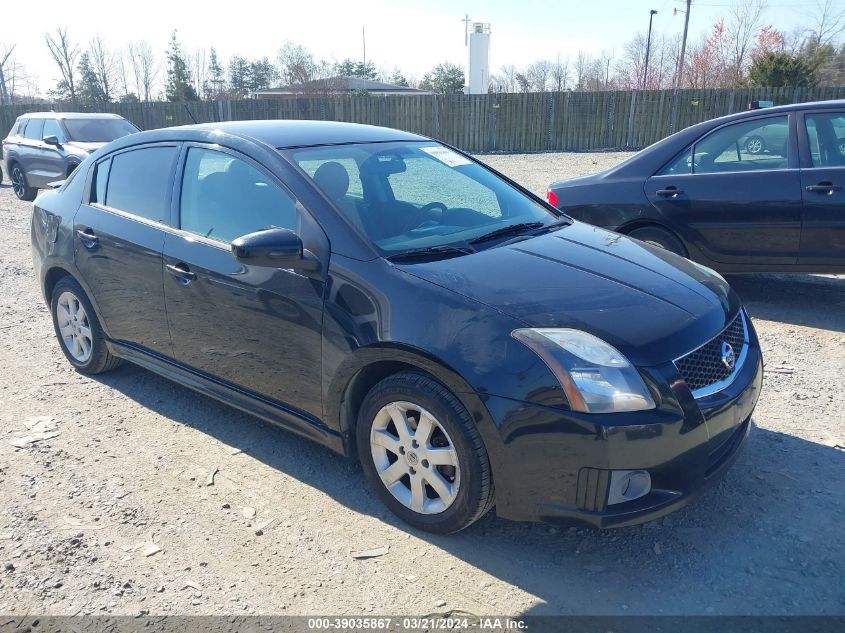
[2,86,845,154]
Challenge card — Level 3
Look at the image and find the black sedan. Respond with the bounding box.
[547,99,845,272]
[32,120,761,533]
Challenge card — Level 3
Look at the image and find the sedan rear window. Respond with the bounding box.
[63,118,139,143]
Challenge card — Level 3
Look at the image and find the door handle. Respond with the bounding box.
[76,228,99,249]
[656,187,683,198]
[166,263,197,284]
[805,182,841,194]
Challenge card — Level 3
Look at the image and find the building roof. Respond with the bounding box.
[255,76,429,96]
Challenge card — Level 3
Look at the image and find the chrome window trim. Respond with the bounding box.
[674,310,749,399]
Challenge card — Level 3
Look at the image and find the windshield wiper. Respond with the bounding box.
[469,222,546,245]
[386,244,476,262]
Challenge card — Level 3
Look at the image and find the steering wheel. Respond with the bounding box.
[404,201,448,231]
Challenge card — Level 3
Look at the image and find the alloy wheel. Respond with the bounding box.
[11,166,26,198]
[369,401,460,514]
[745,137,764,154]
[56,291,93,363]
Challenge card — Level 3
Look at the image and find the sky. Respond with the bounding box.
[6,0,841,95]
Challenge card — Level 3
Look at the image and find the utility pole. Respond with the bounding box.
[643,10,658,90]
[362,26,366,65]
[675,0,692,89]
[462,14,471,46]
[669,0,692,134]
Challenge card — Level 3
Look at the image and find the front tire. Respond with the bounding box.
[356,372,494,533]
[628,226,688,258]
[11,163,37,201]
[50,277,122,375]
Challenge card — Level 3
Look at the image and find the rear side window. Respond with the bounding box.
[23,119,44,141]
[179,147,297,244]
[93,158,111,204]
[804,111,845,167]
[104,146,178,223]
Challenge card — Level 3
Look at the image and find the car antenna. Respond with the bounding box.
[184,104,198,124]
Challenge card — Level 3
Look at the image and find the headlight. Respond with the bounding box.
[512,328,656,414]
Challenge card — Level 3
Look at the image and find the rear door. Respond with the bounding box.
[645,113,802,266]
[162,144,327,419]
[73,144,179,356]
[797,109,845,266]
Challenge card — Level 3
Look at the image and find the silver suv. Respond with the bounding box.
[2,112,139,201]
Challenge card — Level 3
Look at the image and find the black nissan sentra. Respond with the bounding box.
[31,121,763,533]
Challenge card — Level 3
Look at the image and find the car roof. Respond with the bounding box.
[18,112,127,120]
[171,120,429,149]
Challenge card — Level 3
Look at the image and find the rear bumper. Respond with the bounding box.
[486,339,763,527]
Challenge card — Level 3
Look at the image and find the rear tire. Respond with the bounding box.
[628,226,688,258]
[10,163,37,201]
[50,276,122,375]
[356,372,494,533]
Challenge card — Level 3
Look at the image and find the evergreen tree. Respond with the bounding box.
[165,31,198,101]
[334,58,378,79]
[419,62,465,94]
[228,55,250,97]
[248,57,278,93]
[78,52,106,106]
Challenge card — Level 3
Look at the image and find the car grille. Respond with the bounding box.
[675,311,748,397]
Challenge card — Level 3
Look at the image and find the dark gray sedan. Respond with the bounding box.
[547,100,845,273]
[2,112,139,201]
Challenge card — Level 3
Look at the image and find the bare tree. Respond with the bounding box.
[574,51,591,90]
[724,0,766,84]
[45,27,79,102]
[525,60,552,91]
[277,41,317,86]
[492,64,519,92]
[0,43,16,104]
[550,54,569,91]
[190,48,208,99]
[128,41,158,101]
[805,0,845,50]
[89,35,115,103]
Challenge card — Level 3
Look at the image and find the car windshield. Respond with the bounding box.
[287,141,561,255]
[63,118,139,143]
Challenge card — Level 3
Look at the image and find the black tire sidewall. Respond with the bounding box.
[628,226,687,257]
[11,164,36,201]
[356,373,490,534]
[50,277,111,374]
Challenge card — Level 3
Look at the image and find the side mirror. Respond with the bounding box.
[43,135,61,147]
[231,228,319,271]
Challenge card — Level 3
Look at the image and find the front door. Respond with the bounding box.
[73,144,179,356]
[162,145,326,420]
[646,113,803,266]
[798,110,845,266]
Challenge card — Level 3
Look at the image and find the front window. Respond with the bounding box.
[42,119,66,143]
[288,141,559,255]
[660,115,789,176]
[63,118,139,143]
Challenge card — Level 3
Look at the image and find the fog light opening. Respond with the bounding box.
[608,470,652,506]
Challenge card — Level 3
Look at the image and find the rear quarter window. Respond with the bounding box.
[103,146,178,223]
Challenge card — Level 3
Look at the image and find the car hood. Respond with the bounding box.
[65,141,106,154]
[398,222,739,367]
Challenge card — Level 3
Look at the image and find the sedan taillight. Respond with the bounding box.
[546,188,559,207]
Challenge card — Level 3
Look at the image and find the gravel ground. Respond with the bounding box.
[1,152,844,617]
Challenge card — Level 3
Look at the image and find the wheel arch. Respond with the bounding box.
[41,265,113,338]
[328,344,503,463]
[617,219,690,251]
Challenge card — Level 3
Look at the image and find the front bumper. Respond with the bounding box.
[485,336,763,527]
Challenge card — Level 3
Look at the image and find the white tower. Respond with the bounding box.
[467,22,491,94]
